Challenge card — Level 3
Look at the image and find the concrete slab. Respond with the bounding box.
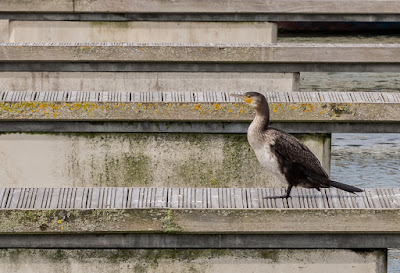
[0,249,386,273]
[0,72,299,92]
[9,21,277,43]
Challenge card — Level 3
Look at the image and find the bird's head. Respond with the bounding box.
[230,92,268,112]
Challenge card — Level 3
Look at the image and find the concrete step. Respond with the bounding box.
[0,91,397,188]
[0,187,399,233]
[0,186,393,271]
[0,43,399,72]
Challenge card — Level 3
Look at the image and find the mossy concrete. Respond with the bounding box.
[0,132,329,188]
[1,208,400,234]
[0,248,386,273]
[0,101,398,122]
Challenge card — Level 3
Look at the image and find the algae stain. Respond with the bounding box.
[161,210,182,234]
[89,21,130,28]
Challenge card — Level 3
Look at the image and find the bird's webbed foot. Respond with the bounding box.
[263,185,293,199]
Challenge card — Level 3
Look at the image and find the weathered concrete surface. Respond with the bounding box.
[0,72,299,92]
[2,0,399,15]
[0,208,400,233]
[0,249,386,273]
[0,0,73,12]
[0,101,398,123]
[73,0,400,14]
[0,43,400,63]
[297,134,331,174]
[9,21,277,43]
[0,133,330,188]
[0,20,8,43]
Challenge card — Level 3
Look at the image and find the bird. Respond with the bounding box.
[230,92,363,199]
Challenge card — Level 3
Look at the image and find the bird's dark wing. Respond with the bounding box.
[268,129,329,178]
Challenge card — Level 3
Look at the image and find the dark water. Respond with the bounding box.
[279,32,400,272]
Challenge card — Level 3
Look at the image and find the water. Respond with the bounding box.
[279,32,400,272]
[332,133,400,188]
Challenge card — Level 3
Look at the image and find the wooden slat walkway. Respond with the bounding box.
[1,187,399,210]
[1,90,399,104]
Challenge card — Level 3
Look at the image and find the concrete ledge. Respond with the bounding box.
[0,91,399,122]
[0,43,400,63]
[0,233,398,249]
[2,13,400,22]
[0,208,400,234]
[2,121,400,133]
[0,249,386,273]
[8,21,277,43]
[2,0,398,14]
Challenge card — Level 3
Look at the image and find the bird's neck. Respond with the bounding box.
[251,105,270,132]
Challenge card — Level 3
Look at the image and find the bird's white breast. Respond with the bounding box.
[248,127,287,184]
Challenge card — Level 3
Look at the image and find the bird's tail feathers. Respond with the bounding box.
[305,170,363,194]
[329,180,363,193]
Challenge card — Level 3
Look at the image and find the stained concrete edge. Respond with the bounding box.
[0,209,400,234]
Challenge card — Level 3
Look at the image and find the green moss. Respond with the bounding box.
[222,134,251,187]
[161,210,182,234]
[259,250,280,263]
[89,21,130,28]
[331,104,355,117]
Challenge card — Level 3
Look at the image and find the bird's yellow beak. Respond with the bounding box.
[230,94,252,104]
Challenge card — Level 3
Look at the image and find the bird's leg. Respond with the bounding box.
[264,185,293,199]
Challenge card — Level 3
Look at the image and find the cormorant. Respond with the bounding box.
[231,92,363,198]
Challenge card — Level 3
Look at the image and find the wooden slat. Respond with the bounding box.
[210,188,219,209]
[113,188,123,209]
[233,188,244,209]
[33,188,45,209]
[26,188,36,208]
[130,188,141,208]
[8,188,21,209]
[367,188,383,208]
[170,188,179,209]
[194,188,204,209]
